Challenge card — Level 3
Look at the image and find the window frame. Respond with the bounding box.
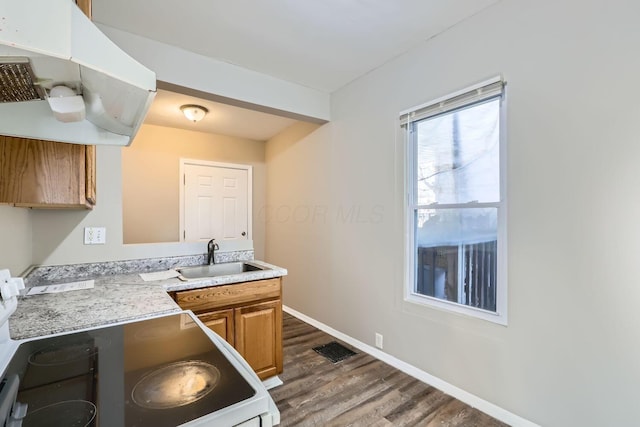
[402,77,508,325]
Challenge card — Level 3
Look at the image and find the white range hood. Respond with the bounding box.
[0,0,156,146]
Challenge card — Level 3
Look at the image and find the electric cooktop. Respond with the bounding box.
[0,313,257,427]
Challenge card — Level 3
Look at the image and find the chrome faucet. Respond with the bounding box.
[207,239,219,265]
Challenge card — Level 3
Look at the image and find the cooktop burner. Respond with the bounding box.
[1,313,257,427]
[131,360,220,409]
[28,339,99,367]
[23,400,96,427]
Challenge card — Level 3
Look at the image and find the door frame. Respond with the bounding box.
[179,158,253,243]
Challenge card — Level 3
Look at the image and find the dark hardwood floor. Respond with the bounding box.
[269,313,508,427]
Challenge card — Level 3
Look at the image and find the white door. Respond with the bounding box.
[182,161,250,242]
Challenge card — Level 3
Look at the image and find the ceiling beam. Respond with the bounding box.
[96,24,331,123]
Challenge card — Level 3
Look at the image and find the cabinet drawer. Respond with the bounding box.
[174,278,281,312]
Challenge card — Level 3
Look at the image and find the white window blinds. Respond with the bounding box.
[400,77,505,127]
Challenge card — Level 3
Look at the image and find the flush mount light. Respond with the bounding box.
[180,104,208,122]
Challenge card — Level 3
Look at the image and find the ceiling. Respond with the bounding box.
[92,0,499,140]
[144,89,298,141]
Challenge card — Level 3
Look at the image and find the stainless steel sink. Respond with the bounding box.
[177,262,268,280]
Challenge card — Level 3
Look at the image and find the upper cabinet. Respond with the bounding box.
[76,0,92,18]
[0,136,96,209]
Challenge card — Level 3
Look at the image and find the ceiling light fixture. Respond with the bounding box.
[180,104,208,122]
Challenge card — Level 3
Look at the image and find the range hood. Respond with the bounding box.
[0,0,156,146]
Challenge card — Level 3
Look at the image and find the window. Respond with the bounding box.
[402,77,507,324]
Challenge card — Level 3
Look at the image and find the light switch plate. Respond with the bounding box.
[84,227,106,245]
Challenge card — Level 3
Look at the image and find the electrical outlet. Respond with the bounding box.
[84,227,106,245]
[375,333,383,349]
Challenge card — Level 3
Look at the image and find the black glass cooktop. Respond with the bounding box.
[0,313,256,427]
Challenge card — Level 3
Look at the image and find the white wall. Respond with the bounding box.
[122,124,267,257]
[0,206,31,274]
[265,1,640,425]
[30,140,254,267]
[0,144,199,270]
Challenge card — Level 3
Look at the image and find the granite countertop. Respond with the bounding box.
[10,282,180,340]
[10,255,287,340]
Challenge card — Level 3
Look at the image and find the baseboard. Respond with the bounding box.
[283,305,539,427]
[262,375,283,390]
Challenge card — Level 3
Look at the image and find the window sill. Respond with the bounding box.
[405,292,508,326]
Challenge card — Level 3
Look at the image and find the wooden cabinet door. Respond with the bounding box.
[198,309,234,346]
[0,136,95,209]
[234,299,283,380]
[76,0,92,18]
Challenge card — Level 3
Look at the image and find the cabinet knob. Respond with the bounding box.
[241,232,246,236]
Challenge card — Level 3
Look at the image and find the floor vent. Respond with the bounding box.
[313,341,356,363]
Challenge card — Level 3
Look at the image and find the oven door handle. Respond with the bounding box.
[6,401,27,427]
[0,374,27,427]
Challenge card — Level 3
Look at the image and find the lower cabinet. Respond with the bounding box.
[198,308,235,347]
[234,299,282,379]
[172,278,283,380]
